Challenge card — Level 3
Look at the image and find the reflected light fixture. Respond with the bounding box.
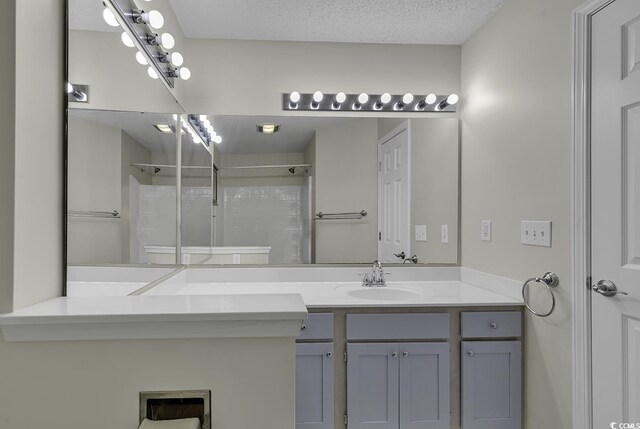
[147,67,159,79]
[102,8,119,27]
[154,124,173,134]
[66,83,88,102]
[134,10,165,29]
[282,92,459,112]
[289,91,301,109]
[135,51,148,65]
[121,32,135,48]
[417,93,437,109]
[311,91,324,109]
[257,124,280,135]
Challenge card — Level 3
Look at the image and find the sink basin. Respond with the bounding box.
[346,287,422,301]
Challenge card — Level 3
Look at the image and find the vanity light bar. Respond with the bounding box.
[282,93,458,113]
[102,0,190,89]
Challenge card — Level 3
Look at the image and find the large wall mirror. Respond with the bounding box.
[65,0,460,279]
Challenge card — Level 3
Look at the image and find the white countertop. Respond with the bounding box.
[0,294,307,342]
[173,281,523,308]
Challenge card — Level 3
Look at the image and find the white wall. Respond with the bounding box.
[314,119,379,263]
[0,337,295,429]
[460,0,582,427]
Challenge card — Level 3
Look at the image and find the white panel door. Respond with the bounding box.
[592,1,640,426]
[378,125,410,263]
[347,343,399,429]
[398,342,450,429]
[296,343,334,429]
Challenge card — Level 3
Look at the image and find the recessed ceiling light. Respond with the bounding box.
[257,124,280,135]
[154,124,173,134]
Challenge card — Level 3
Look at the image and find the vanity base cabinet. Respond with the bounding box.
[347,342,450,429]
[296,342,335,429]
[461,341,521,429]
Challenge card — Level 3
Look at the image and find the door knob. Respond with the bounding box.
[402,351,409,358]
[391,352,398,358]
[466,350,475,357]
[326,352,333,358]
[394,252,406,260]
[592,280,628,297]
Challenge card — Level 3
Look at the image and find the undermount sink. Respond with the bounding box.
[346,287,422,301]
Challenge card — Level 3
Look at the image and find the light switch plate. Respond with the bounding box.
[415,225,427,242]
[521,221,552,247]
[481,220,492,242]
[441,225,449,243]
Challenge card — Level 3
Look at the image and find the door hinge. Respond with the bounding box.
[379,232,382,241]
[344,411,348,426]
[343,352,348,363]
[379,161,381,172]
[586,276,592,289]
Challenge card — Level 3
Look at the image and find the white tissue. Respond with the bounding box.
[138,418,201,429]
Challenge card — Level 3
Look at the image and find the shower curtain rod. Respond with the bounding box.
[129,162,211,170]
[220,164,312,170]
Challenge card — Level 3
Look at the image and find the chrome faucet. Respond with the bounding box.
[361,260,387,287]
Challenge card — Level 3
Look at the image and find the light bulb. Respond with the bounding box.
[380,93,391,104]
[313,91,324,103]
[213,135,222,144]
[121,32,135,47]
[207,125,214,133]
[135,51,148,65]
[199,114,207,121]
[66,83,73,94]
[203,119,211,128]
[402,93,414,104]
[147,67,159,79]
[172,114,178,121]
[178,67,191,80]
[358,93,369,104]
[425,93,437,105]
[102,8,119,27]
[289,91,301,103]
[210,130,218,138]
[160,33,175,49]
[169,52,183,67]
[447,94,459,105]
[335,92,347,103]
[143,10,164,29]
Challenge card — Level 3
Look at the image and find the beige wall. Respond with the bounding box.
[314,119,379,263]
[304,135,317,262]
[219,152,305,187]
[67,116,122,264]
[0,337,295,429]
[409,119,459,264]
[181,40,461,116]
[460,0,581,427]
[11,0,64,310]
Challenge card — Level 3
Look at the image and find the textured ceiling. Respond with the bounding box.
[168,0,507,44]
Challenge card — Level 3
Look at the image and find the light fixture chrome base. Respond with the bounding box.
[67,84,89,103]
[282,93,457,113]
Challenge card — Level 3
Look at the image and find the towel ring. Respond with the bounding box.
[522,272,559,318]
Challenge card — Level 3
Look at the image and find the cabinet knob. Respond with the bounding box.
[489,322,498,329]
[326,352,333,358]
[467,350,475,357]
[402,352,409,358]
[391,352,398,358]
[300,324,307,331]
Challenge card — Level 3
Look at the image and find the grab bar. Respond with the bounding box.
[314,210,367,220]
[67,210,120,219]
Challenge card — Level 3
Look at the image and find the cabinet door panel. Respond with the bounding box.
[399,342,450,429]
[296,343,334,429]
[347,343,399,429]
[461,341,521,429]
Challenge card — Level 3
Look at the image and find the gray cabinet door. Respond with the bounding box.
[347,343,399,429]
[398,343,450,429]
[461,341,521,429]
[296,343,334,429]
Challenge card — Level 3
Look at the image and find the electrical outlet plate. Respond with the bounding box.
[441,225,449,243]
[521,221,552,247]
[481,220,492,242]
[232,253,241,264]
[415,225,427,242]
